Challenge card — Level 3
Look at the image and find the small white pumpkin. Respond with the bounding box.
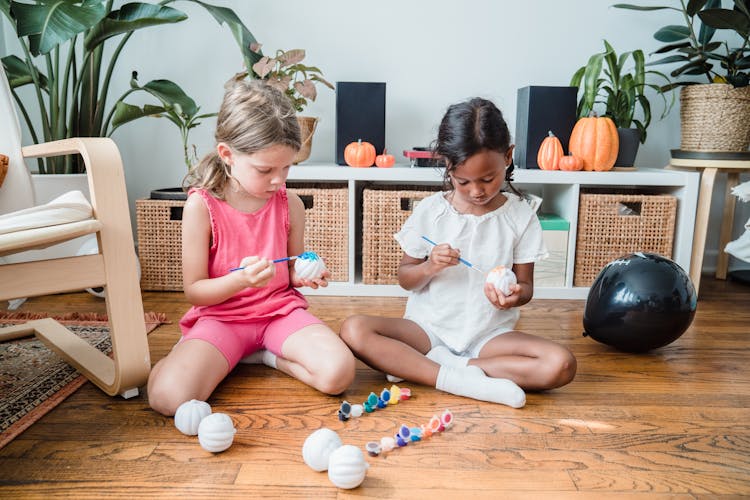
[197,412,236,453]
[302,427,342,472]
[294,251,327,280]
[327,444,369,489]
[485,265,517,296]
[174,399,211,436]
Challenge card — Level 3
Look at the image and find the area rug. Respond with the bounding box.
[0,312,167,449]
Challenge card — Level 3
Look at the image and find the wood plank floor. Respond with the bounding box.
[1,276,749,498]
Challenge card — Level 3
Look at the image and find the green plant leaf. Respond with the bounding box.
[183,0,262,72]
[654,25,691,42]
[686,0,710,17]
[11,0,108,56]
[699,8,750,38]
[111,101,166,129]
[138,79,199,118]
[84,2,187,51]
[1,54,48,89]
[612,4,673,11]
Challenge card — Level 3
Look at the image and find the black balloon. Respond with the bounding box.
[582,252,697,352]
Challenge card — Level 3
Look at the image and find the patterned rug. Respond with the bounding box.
[0,312,166,449]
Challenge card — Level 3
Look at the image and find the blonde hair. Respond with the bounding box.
[183,79,301,198]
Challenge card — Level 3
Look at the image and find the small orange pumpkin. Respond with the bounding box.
[537,131,563,170]
[344,139,376,168]
[558,154,584,171]
[568,112,619,172]
[375,149,395,168]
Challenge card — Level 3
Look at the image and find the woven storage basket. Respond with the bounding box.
[136,198,185,291]
[287,182,348,281]
[680,84,750,152]
[362,185,441,284]
[574,192,677,287]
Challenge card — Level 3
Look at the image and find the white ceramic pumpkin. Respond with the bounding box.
[302,427,343,472]
[294,251,327,280]
[197,412,236,453]
[485,265,517,296]
[327,444,369,489]
[174,399,211,436]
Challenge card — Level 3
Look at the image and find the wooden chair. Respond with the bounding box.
[0,66,150,398]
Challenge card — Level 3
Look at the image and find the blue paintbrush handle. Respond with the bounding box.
[229,255,298,272]
[421,235,483,272]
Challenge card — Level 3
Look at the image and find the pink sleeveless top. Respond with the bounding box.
[179,187,308,332]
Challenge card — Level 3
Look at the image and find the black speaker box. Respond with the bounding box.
[514,86,578,169]
[335,82,386,165]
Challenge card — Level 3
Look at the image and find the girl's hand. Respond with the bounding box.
[484,281,522,309]
[290,267,330,289]
[237,256,275,288]
[427,243,461,272]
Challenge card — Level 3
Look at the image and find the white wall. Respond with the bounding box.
[3,0,749,272]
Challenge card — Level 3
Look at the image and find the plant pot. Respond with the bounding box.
[294,116,318,164]
[614,128,641,167]
[680,84,750,152]
[150,187,188,200]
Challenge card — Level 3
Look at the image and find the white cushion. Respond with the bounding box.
[0,190,92,235]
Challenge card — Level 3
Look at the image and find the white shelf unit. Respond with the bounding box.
[288,163,700,299]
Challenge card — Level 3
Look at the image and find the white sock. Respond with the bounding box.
[239,349,277,369]
[426,345,472,369]
[435,365,526,408]
[386,373,404,383]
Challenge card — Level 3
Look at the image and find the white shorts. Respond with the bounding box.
[406,316,513,358]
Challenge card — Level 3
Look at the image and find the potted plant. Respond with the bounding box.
[614,0,750,152]
[234,45,335,164]
[1,0,261,175]
[570,40,673,167]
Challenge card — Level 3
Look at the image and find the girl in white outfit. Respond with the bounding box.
[341,97,576,408]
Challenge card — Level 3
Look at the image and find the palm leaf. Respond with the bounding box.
[1,54,48,89]
[84,2,187,51]
[11,0,108,55]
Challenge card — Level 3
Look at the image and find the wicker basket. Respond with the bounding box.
[136,198,185,291]
[362,185,441,284]
[574,192,677,287]
[680,84,750,152]
[287,182,348,282]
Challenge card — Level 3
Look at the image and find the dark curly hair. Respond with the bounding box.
[433,97,522,197]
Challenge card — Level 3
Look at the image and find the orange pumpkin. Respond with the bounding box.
[558,154,584,171]
[568,113,619,172]
[537,131,563,170]
[344,139,376,168]
[375,149,395,168]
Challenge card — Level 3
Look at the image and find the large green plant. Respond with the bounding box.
[614,0,750,88]
[570,40,673,144]
[0,0,261,173]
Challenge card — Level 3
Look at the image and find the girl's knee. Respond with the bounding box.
[314,354,356,395]
[147,370,198,417]
[340,314,371,347]
[547,349,577,388]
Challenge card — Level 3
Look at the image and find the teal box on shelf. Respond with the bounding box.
[537,213,570,287]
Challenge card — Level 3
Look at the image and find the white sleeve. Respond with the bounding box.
[514,208,549,264]
[393,196,435,259]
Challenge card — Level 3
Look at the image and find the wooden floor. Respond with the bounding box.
[1,276,749,498]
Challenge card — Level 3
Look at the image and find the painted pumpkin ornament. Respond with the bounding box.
[294,251,327,280]
[327,444,369,489]
[486,265,517,296]
[197,412,236,453]
[344,139,376,167]
[174,399,212,436]
[302,427,343,472]
[537,131,563,170]
[568,112,619,172]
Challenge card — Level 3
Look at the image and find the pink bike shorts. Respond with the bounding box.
[180,308,323,368]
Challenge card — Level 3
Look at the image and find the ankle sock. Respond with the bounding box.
[239,349,277,369]
[426,345,472,369]
[435,365,525,408]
